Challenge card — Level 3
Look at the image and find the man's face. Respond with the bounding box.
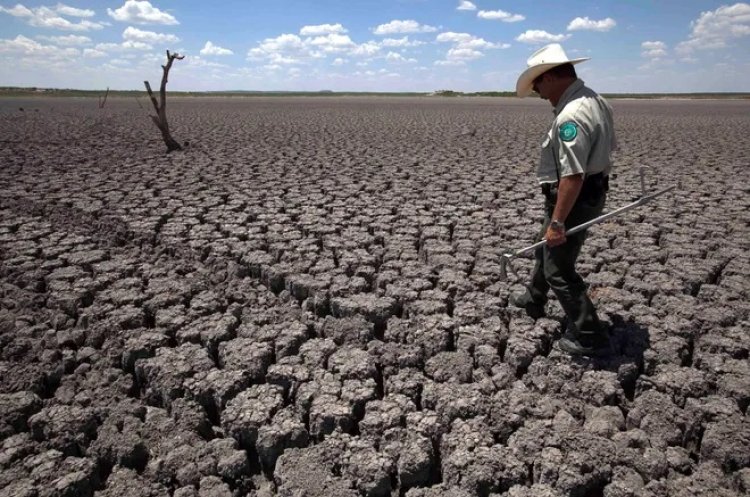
[532,72,549,100]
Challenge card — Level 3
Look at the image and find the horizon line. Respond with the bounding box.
[2,86,750,99]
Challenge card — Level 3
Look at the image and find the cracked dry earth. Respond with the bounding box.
[0,96,749,497]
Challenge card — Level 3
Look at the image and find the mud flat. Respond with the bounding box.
[1,96,749,497]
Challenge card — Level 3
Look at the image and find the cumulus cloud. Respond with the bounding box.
[200,41,233,56]
[247,33,320,65]
[434,31,509,66]
[446,47,483,61]
[184,55,228,68]
[350,40,380,57]
[676,2,750,55]
[54,3,94,18]
[436,31,508,50]
[385,51,417,63]
[457,1,476,11]
[477,10,525,22]
[332,57,346,65]
[373,19,437,35]
[0,34,79,58]
[37,34,91,45]
[92,39,152,53]
[0,3,105,31]
[515,30,570,44]
[121,40,151,50]
[0,4,32,16]
[300,23,347,36]
[308,33,357,52]
[83,48,107,58]
[381,36,424,47]
[642,40,667,58]
[247,31,382,64]
[567,17,616,32]
[107,0,178,25]
[122,26,179,44]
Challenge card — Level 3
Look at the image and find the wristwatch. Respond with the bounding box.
[550,219,565,231]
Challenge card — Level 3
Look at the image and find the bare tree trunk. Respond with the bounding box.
[144,50,184,152]
[98,87,109,109]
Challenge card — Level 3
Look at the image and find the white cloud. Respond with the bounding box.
[515,30,570,44]
[184,55,228,68]
[92,40,153,53]
[0,34,79,58]
[436,32,474,44]
[308,33,357,52]
[83,48,106,58]
[457,1,476,11]
[567,17,616,32]
[446,47,483,61]
[123,26,179,44]
[37,34,91,45]
[54,3,94,18]
[249,34,304,56]
[200,41,233,56]
[381,36,424,47]
[300,23,347,36]
[676,3,750,55]
[477,10,525,22]
[434,31,508,66]
[109,58,131,66]
[435,59,465,66]
[436,31,507,50]
[642,40,667,58]
[121,40,151,50]
[350,40,380,56]
[248,32,382,63]
[0,3,105,31]
[385,51,417,63]
[373,19,437,35]
[332,57,346,65]
[0,5,33,16]
[107,0,178,25]
[247,33,308,64]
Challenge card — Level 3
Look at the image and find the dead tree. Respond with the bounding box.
[144,50,184,152]
[98,87,109,109]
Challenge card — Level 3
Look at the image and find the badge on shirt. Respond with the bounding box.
[559,121,578,142]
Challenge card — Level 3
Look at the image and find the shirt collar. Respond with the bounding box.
[553,79,585,115]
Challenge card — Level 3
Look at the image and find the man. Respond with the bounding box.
[511,43,617,356]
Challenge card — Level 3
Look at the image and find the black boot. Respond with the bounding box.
[509,292,546,320]
[556,329,612,357]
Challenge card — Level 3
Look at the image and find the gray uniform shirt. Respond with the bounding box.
[537,79,617,184]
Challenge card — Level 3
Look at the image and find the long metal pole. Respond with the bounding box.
[500,182,676,278]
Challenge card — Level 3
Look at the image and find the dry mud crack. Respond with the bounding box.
[1,97,749,497]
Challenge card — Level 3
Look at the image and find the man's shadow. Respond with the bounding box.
[568,313,651,400]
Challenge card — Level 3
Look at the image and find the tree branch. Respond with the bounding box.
[143,50,184,152]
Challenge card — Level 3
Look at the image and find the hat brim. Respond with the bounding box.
[516,57,590,98]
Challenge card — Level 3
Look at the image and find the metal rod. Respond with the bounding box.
[507,184,676,259]
[640,167,646,196]
[499,181,676,279]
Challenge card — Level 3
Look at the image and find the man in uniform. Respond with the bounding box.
[511,43,616,356]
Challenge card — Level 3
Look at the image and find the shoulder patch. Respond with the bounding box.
[559,121,578,142]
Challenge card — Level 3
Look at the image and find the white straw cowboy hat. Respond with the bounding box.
[516,43,590,97]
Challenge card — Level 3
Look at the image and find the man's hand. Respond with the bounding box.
[546,174,584,247]
[545,224,566,247]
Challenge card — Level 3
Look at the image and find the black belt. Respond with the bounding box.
[542,172,609,198]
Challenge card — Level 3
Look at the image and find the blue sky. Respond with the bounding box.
[1,1,749,92]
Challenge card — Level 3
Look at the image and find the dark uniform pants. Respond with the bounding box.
[524,185,606,336]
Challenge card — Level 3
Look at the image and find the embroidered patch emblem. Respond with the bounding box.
[559,121,578,142]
